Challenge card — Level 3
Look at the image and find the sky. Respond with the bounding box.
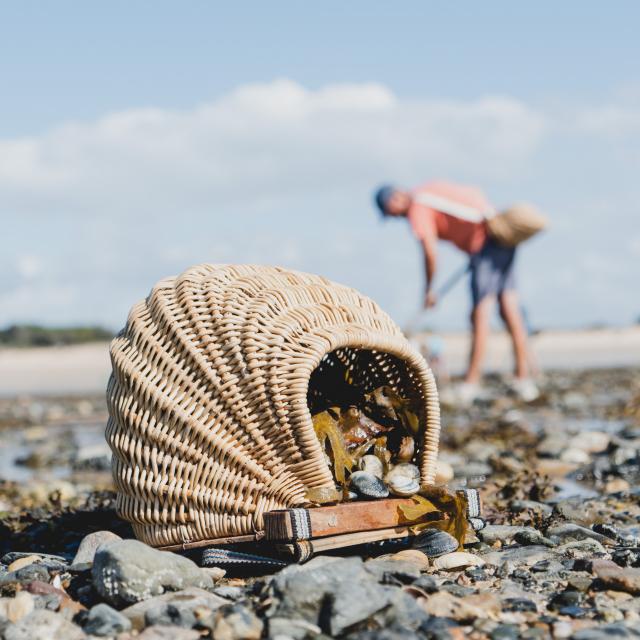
[1,1,639,332]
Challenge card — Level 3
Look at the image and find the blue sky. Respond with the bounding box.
[1,2,639,330]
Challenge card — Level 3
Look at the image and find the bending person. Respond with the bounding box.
[374,180,540,404]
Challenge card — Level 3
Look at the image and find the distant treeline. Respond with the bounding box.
[0,324,114,347]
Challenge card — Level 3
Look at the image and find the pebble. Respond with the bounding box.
[72,530,122,566]
[501,597,538,613]
[569,430,610,453]
[411,574,438,593]
[268,557,392,635]
[2,609,85,640]
[389,549,430,571]
[1,552,67,566]
[434,460,454,483]
[7,555,41,572]
[560,448,591,464]
[210,603,263,640]
[84,603,132,636]
[482,545,552,568]
[479,525,538,545]
[364,558,421,584]
[604,478,630,493]
[92,539,214,606]
[136,626,200,640]
[267,617,321,640]
[5,592,35,623]
[144,602,197,629]
[432,552,485,570]
[514,529,556,547]
[535,459,580,477]
[509,499,553,516]
[592,559,640,595]
[547,523,614,547]
[0,563,50,586]
[121,587,229,631]
[422,591,500,621]
[548,590,582,610]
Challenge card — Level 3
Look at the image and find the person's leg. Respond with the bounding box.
[498,289,529,379]
[465,295,494,383]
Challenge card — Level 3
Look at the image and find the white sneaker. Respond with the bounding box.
[511,378,540,402]
[440,382,481,407]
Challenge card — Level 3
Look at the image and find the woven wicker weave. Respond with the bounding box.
[106,264,440,547]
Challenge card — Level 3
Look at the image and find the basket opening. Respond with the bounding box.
[307,347,423,418]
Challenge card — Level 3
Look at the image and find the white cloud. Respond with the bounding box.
[15,255,43,280]
[0,79,638,329]
[0,79,546,219]
[576,105,640,136]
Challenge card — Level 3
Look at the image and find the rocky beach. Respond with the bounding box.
[0,362,638,638]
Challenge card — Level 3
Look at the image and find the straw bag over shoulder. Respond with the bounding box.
[415,193,548,248]
[485,202,548,248]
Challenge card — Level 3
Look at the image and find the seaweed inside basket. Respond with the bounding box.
[309,385,421,502]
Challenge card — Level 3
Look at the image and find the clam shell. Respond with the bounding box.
[412,528,459,558]
[389,463,420,480]
[385,473,420,497]
[349,470,389,499]
[432,551,485,570]
[359,455,384,478]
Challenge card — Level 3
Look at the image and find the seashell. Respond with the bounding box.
[395,436,415,463]
[385,472,420,497]
[412,528,459,558]
[359,455,384,478]
[388,463,420,480]
[349,471,389,499]
[432,551,485,570]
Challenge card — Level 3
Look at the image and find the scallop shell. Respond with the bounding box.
[106,263,440,547]
[359,455,384,478]
[349,471,390,499]
[412,528,459,558]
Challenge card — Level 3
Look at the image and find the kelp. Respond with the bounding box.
[312,385,421,492]
[398,488,468,548]
[312,410,355,485]
[304,485,342,504]
[341,407,391,447]
[364,386,420,435]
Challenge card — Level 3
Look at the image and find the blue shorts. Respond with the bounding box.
[469,238,516,307]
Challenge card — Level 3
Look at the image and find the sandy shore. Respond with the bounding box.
[0,326,639,397]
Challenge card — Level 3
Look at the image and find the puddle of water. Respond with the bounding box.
[0,422,106,482]
[550,478,600,502]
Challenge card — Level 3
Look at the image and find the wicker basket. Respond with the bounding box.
[106,264,441,547]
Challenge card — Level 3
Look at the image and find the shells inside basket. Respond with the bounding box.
[106,264,440,547]
[308,378,428,502]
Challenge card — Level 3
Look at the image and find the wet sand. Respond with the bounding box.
[1,326,639,396]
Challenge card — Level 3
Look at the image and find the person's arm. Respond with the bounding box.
[421,234,438,308]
